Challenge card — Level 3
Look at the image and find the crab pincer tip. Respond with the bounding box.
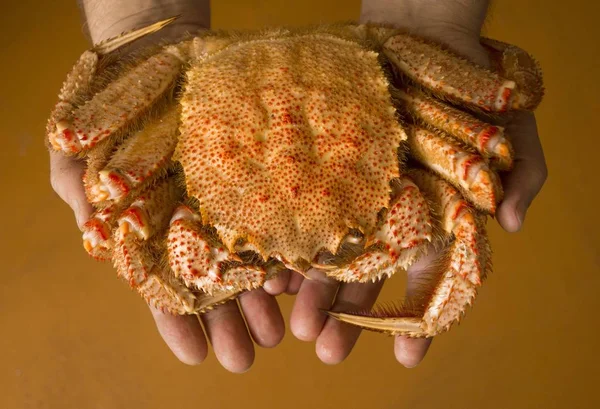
[95,170,131,202]
[49,120,82,153]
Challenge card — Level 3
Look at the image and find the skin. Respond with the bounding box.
[50,0,547,372]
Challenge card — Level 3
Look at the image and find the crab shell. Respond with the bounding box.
[46,19,543,337]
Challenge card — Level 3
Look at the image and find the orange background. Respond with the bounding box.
[1,0,598,408]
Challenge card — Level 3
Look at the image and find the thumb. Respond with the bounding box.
[497,113,547,232]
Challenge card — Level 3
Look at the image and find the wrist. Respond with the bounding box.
[79,0,210,45]
[360,0,490,67]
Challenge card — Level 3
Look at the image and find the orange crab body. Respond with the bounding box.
[47,19,543,337]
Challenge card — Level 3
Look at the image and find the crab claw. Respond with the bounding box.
[48,118,82,153]
[89,170,132,203]
[167,205,268,295]
[325,170,491,337]
[82,205,120,260]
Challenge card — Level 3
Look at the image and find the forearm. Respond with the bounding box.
[360,0,489,35]
[78,0,210,44]
[360,0,491,65]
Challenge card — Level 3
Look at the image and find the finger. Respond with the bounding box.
[497,112,548,232]
[290,269,339,341]
[49,150,94,229]
[315,279,384,364]
[200,300,255,373]
[394,336,433,368]
[238,289,285,348]
[149,306,208,365]
[263,269,291,295]
[285,271,305,295]
[394,247,437,367]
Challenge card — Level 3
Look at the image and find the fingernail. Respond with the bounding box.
[515,201,527,228]
[263,279,275,293]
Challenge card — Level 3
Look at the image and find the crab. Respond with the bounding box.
[46,18,543,337]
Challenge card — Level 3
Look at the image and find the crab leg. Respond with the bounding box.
[167,205,269,295]
[407,126,502,213]
[68,45,186,153]
[396,89,513,170]
[46,51,98,153]
[113,178,180,278]
[326,170,491,337]
[47,17,179,154]
[110,178,193,313]
[481,37,544,111]
[383,34,516,112]
[82,136,120,206]
[82,203,123,260]
[87,107,180,203]
[326,177,432,283]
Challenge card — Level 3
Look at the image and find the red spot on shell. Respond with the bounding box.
[62,128,74,141]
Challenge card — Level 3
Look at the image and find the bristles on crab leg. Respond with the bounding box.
[52,44,187,154]
[327,170,491,337]
[167,205,268,295]
[82,205,120,260]
[480,37,545,111]
[397,89,514,170]
[384,34,516,112]
[47,51,98,153]
[141,270,240,315]
[88,107,180,203]
[411,170,491,334]
[327,177,433,283]
[138,267,197,314]
[407,126,502,214]
[92,16,179,55]
[47,17,180,154]
[116,178,182,241]
[83,136,120,206]
[325,312,423,335]
[113,178,180,283]
[112,178,194,313]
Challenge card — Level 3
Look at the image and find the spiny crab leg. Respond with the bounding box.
[88,107,180,203]
[396,89,514,170]
[48,20,187,155]
[407,126,502,214]
[112,178,180,281]
[383,34,516,112]
[167,205,270,296]
[326,170,491,337]
[47,17,179,154]
[110,178,194,313]
[326,177,433,283]
[46,50,98,152]
[110,193,240,314]
[481,37,544,111]
[82,204,122,260]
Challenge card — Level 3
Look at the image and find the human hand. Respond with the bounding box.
[288,1,547,368]
[50,138,288,373]
[49,2,290,372]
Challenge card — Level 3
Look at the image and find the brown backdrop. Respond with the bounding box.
[1,0,597,408]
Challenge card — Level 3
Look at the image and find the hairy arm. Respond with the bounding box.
[78,0,210,44]
[360,0,491,66]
